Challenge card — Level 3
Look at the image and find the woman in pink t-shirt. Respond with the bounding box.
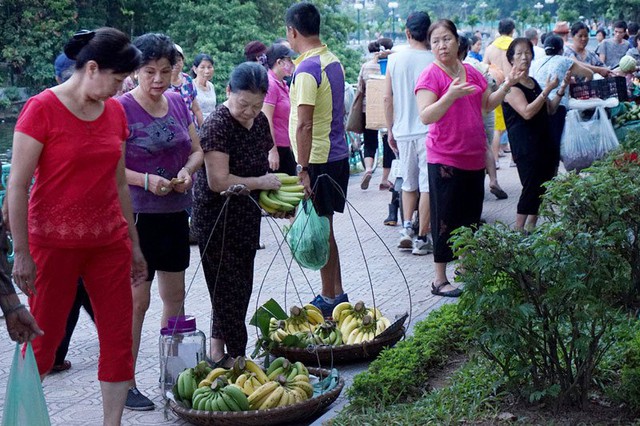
[262,43,297,176]
[415,19,521,298]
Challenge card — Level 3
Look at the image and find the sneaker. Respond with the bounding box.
[310,294,337,318]
[334,293,349,304]
[125,387,155,411]
[398,227,414,250]
[412,235,433,255]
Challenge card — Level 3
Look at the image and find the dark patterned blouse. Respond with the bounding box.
[192,104,273,251]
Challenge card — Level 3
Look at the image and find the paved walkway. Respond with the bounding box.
[0,154,522,425]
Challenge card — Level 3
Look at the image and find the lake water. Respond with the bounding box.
[0,120,13,163]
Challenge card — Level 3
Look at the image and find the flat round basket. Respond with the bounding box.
[269,326,405,366]
[169,367,343,426]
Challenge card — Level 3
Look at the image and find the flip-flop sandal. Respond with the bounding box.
[490,186,508,200]
[360,171,372,190]
[431,282,463,298]
[51,360,72,372]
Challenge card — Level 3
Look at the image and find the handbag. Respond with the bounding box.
[2,343,51,426]
[346,89,365,133]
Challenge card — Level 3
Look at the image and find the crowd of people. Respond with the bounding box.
[2,4,637,424]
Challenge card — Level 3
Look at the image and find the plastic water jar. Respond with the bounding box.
[159,315,206,394]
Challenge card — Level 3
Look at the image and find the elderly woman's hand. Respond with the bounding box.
[546,74,560,91]
[148,174,173,196]
[172,168,193,194]
[446,77,476,100]
[260,173,282,191]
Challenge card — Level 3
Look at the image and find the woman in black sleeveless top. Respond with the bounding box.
[501,38,569,232]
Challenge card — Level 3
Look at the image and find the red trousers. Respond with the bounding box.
[29,237,134,382]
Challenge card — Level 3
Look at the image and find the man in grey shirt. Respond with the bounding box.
[599,20,629,68]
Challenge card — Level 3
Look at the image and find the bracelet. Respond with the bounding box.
[181,166,192,175]
[144,173,149,191]
[3,303,25,316]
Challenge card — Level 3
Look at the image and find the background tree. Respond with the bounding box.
[467,14,480,32]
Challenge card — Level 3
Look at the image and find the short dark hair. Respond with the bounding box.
[498,19,516,36]
[506,38,534,64]
[286,2,320,37]
[193,53,214,68]
[629,22,639,35]
[540,32,548,45]
[133,33,178,67]
[228,62,269,95]
[405,11,431,43]
[571,22,589,37]
[367,38,393,53]
[265,44,293,69]
[458,35,470,60]
[64,27,140,74]
[596,28,607,38]
[427,19,458,45]
[615,20,628,31]
[469,35,480,46]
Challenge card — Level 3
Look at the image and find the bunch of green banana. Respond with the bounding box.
[345,314,378,345]
[266,357,309,381]
[313,320,343,346]
[283,305,324,334]
[258,174,305,214]
[177,368,198,401]
[293,331,325,348]
[268,317,291,343]
[192,379,250,412]
[226,356,270,385]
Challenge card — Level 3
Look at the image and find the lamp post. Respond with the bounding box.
[354,2,363,45]
[478,1,488,30]
[388,1,398,42]
[534,2,543,17]
[461,2,468,23]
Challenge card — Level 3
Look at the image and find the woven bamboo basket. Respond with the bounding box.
[269,326,405,366]
[169,367,343,426]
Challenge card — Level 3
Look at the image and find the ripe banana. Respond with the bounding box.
[248,381,279,409]
[244,359,269,384]
[259,385,285,410]
[332,302,353,324]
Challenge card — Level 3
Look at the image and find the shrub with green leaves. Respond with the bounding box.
[345,303,471,410]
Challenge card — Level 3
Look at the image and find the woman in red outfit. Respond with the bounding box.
[7,28,147,426]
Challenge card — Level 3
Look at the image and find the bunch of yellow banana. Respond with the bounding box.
[283,304,324,334]
[235,372,268,396]
[313,320,343,346]
[266,357,310,381]
[268,317,291,343]
[247,374,313,410]
[334,301,391,344]
[191,379,250,412]
[258,174,305,214]
[227,356,270,385]
[344,314,379,344]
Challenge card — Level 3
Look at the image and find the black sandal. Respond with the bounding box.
[431,282,463,298]
[207,353,232,369]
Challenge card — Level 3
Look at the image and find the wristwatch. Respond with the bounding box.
[296,164,309,174]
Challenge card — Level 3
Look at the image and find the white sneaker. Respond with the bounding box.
[412,235,433,255]
[398,227,414,249]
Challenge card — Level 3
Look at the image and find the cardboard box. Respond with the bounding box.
[365,77,386,130]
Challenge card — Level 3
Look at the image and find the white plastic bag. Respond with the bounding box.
[560,107,619,171]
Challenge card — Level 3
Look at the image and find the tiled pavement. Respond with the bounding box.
[0,154,522,425]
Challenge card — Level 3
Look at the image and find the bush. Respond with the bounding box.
[345,303,471,410]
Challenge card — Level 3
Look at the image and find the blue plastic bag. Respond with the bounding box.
[286,199,330,270]
[2,343,51,426]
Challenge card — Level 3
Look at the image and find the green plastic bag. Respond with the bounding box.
[2,343,51,426]
[286,199,330,270]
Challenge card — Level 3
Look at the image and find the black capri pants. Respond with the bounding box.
[428,163,485,263]
[514,159,556,216]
